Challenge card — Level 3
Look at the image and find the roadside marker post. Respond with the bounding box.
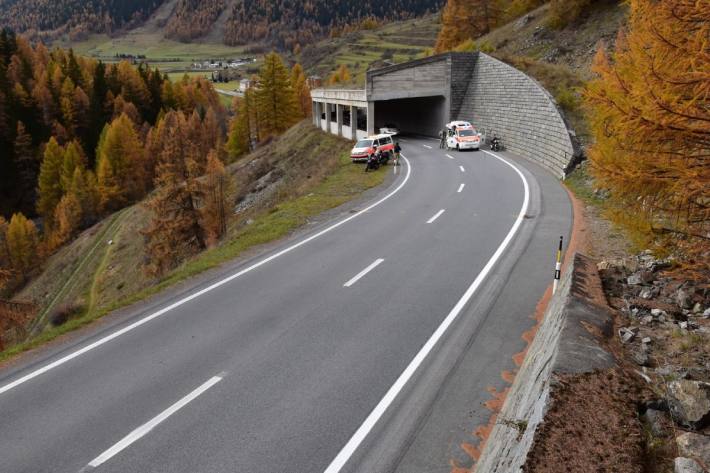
[553,236,563,294]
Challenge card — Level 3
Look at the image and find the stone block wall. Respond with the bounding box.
[456,53,576,178]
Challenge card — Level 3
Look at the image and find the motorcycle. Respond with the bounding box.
[490,136,503,152]
[365,153,380,172]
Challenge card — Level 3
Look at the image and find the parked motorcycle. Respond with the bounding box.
[365,153,380,172]
[490,136,503,152]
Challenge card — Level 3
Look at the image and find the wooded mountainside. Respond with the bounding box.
[221,0,444,49]
[0,0,444,48]
[0,0,163,39]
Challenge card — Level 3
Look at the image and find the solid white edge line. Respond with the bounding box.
[457,183,465,193]
[86,374,223,469]
[0,157,413,396]
[322,150,530,473]
[422,145,432,149]
[343,259,385,288]
[446,154,455,160]
[459,165,465,173]
[426,209,446,224]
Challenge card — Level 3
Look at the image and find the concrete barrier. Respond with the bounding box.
[474,253,615,473]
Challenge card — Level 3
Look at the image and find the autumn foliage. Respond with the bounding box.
[227,53,309,161]
[584,0,710,270]
[435,0,505,53]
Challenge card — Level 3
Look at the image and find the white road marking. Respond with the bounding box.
[343,259,385,287]
[85,375,223,469]
[0,157,413,396]
[323,150,530,473]
[459,165,465,173]
[422,144,432,149]
[457,183,465,193]
[446,154,455,160]
[426,209,446,224]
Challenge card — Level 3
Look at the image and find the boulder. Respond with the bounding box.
[642,408,669,437]
[676,432,710,469]
[677,288,694,310]
[628,270,654,285]
[667,380,710,430]
[674,457,704,473]
[619,327,637,343]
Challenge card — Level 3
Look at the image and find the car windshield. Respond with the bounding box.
[458,129,476,137]
[380,137,392,144]
[355,140,373,148]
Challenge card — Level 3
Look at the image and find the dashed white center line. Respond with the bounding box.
[422,144,433,149]
[84,375,224,470]
[457,183,465,193]
[446,154,455,160]
[344,259,385,287]
[427,209,446,224]
[459,165,465,173]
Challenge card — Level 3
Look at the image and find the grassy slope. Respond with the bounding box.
[5,122,386,361]
[299,15,440,84]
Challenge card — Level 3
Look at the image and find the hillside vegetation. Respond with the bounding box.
[6,121,385,358]
[0,0,163,40]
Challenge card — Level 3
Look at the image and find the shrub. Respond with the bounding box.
[50,303,84,327]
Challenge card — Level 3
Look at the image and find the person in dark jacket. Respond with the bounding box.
[393,142,402,165]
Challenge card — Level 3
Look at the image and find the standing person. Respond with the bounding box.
[393,141,402,166]
[439,128,446,149]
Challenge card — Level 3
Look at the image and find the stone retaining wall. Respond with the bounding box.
[473,253,615,472]
[457,53,577,179]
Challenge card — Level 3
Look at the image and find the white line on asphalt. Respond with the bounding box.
[446,154,455,160]
[0,157,413,396]
[422,144,432,149]
[85,375,223,469]
[426,209,445,224]
[322,150,530,473]
[457,183,465,193]
[459,165,465,173]
[343,259,385,287]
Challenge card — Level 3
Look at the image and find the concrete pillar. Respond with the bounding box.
[367,101,375,136]
[312,102,319,127]
[321,102,328,132]
[336,104,343,137]
[350,105,357,140]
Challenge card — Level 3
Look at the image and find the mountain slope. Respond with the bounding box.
[0,0,163,39]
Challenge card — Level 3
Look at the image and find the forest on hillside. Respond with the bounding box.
[0,0,163,39]
[222,0,444,49]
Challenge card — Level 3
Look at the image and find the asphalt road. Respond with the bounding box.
[0,137,571,473]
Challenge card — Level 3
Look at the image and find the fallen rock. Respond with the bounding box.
[619,326,637,343]
[667,380,710,430]
[642,408,669,437]
[677,288,694,310]
[704,308,710,318]
[676,432,710,468]
[628,270,654,285]
[674,457,704,473]
[640,287,658,299]
[631,346,650,366]
[692,303,703,314]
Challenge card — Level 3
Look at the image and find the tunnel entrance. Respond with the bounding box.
[373,96,446,137]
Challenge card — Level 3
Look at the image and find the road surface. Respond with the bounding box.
[0,137,571,473]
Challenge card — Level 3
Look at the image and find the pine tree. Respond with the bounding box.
[61,140,86,193]
[226,94,253,160]
[201,147,231,245]
[96,113,145,211]
[0,216,11,290]
[143,124,205,276]
[6,212,38,278]
[13,121,37,211]
[53,193,83,246]
[584,0,710,270]
[36,137,65,230]
[291,64,311,119]
[256,52,298,138]
[69,167,99,226]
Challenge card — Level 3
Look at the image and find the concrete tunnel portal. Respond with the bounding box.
[372,96,446,137]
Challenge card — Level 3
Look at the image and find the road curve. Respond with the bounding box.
[0,137,569,473]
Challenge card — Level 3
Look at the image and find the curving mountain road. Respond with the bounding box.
[0,137,571,473]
